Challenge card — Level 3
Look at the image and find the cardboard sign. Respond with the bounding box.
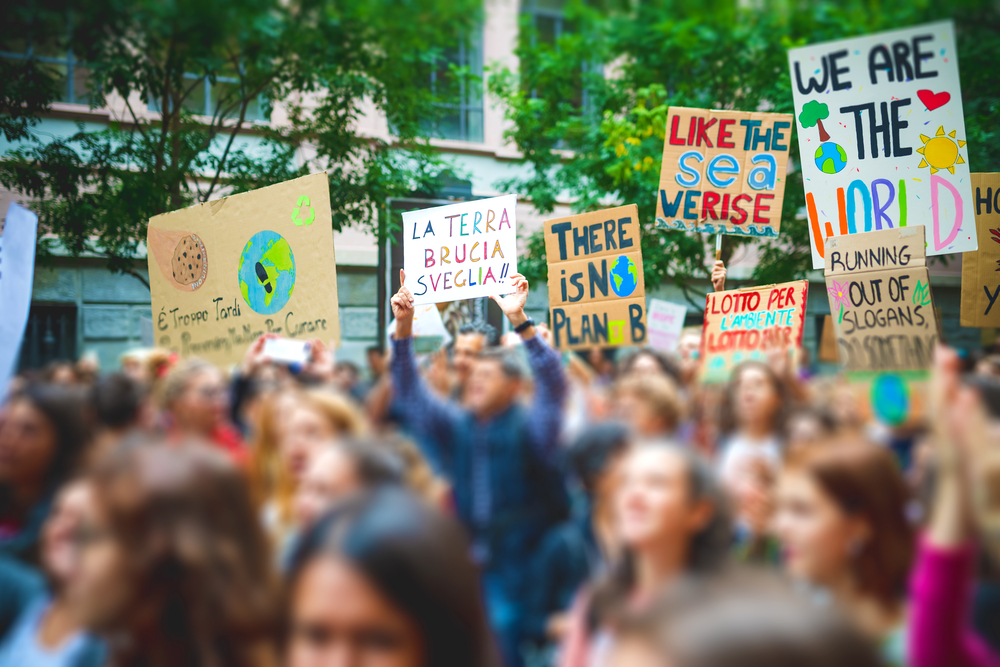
[789,21,977,270]
[0,203,38,394]
[147,172,340,366]
[818,314,840,363]
[824,227,940,372]
[544,205,647,350]
[961,173,1000,327]
[647,299,688,353]
[700,281,808,383]
[655,107,793,237]
[402,194,518,305]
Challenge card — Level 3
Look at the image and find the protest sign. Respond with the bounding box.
[818,315,840,363]
[789,20,976,270]
[961,173,1000,327]
[700,281,808,383]
[544,205,647,350]
[0,202,38,394]
[655,107,793,237]
[824,226,940,373]
[647,299,688,353]
[147,172,340,366]
[402,194,518,305]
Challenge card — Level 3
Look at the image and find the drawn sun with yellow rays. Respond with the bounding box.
[916,126,967,174]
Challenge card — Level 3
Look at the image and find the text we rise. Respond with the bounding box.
[660,115,790,226]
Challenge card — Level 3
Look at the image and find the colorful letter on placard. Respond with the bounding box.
[402,195,518,306]
[789,20,977,270]
[960,173,1000,327]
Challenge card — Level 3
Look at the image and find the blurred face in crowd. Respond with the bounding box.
[615,447,707,552]
[615,391,670,438]
[367,349,387,378]
[0,398,57,493]
[606,637,665,667]
[452,333,486,388]
[282,405,337,484]
[774,469,870,589]
[677,332,701,362]
[465,358,519,420]
[42,479,92,586]
[787,413,825,450]
[173,368,228,435]
[294,446,363,529]
[734,366,780,434]
[288,556,425,667]
[628,353,663,378]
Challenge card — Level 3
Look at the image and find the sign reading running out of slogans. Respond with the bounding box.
[700,281,808,383]
[655,107,793,238]
[544,204,647,350]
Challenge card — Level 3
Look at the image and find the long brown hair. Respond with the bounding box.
[91,443,280,667]
[785,439,914,611]
[719,361,791,437]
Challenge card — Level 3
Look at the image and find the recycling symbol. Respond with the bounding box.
[292,195,315,226]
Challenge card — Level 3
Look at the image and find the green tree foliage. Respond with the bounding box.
[492,0,1000,304]
[0,0,480,285]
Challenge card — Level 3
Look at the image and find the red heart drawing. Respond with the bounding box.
[918,89,951,111]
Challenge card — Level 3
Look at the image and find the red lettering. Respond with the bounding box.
[746,330,760,348]
[425,249,435,267]
[721,294,733,313]
[702,192,720,220]
[720,194,731,219]
[730,194,751,225]
[747,292,761,311]
[695,117,717,147]
[717,119,735,148]
[430,273,442,291]
[753,193,775,226]
[669,115,686,145]
[687,117,697,145]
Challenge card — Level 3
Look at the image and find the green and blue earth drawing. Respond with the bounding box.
[238,230,296,315]
[815,141,848,175]
[611,255,638,298]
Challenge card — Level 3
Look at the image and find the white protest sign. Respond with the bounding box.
[402,194,518,305]
[0,202,38,394]
[647,299,688,353]
[788,20,976,270]
[387,303,453,344]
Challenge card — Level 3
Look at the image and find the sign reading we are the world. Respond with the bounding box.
[655,107,793,237]
[789,20,977,270]
[544,205,648,350]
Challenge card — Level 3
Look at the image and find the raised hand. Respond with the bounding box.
[240,332,278,375]
[711,260,727,293]
[491,273,529,319]
[390,269,415,338]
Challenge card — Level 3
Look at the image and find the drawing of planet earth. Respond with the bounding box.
[611,255,638,298]
[815,141,848,175]
[238,230,296,315]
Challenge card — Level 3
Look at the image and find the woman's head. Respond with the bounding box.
[0,384,89,499]
[721,361,787,436]
[567,421,630,499]
[160,358,228,435]
[286,487,499,667]
[614,375,684,438]
[613,443,731,570]
[41,478,93,588]
[774,439,913,609]
[619,348,682,385]
[280,390,366,485]
[68,443,279,665]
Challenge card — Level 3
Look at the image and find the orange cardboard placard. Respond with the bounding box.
[700,280,808,383]
[655,107,792,238]
[824,227,940,372]
[544,204,647,350]
[961,173,1000,327]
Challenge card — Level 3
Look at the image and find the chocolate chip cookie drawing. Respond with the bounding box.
[148,226,209,291]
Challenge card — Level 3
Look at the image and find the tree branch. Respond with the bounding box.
[122,266,150,290]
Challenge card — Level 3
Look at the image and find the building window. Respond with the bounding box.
[18,304,78,371]
[147,72,268,122]
[420,31,484,143]
[522,0,597,119]
[1,36,93,106]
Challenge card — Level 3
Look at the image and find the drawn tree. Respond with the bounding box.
[799,100,831,142]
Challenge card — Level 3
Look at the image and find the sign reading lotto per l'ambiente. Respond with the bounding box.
[961,174,1000,327]
[655,106,793,237]
[701,281,808,383]
[789,20,977,270]
[402,194,518,306]
[544,204,647,350]
[147,172,340,366]
[824,226,941,372]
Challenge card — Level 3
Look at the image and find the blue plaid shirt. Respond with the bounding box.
[391,335,569,574]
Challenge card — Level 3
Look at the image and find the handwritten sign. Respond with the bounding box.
[655,107,793,237]
[147,172,340,366]
[0,203,38,393]
[789,20,977,270]
[402,194,517,305]
[701,281,808,383]
[647,299,688,353]
[544,205,647,350]
[960,173,1000,327]
[824,227,940,372]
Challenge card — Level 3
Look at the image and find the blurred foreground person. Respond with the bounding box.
[286,487,501,667]
[160,358,245,462]
[0,480,106,666]
[66,444,280,667]
[718,361,788,484]
[774,440,913,665]
[560,442,732,667]
[613,375,683,439]
[391,271,568,666]
[607,572,882,667]
[87,373,148,460]
[452,321,499,399]
[0,385,89,566]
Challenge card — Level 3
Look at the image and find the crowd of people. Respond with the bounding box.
[1,267,999,667]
